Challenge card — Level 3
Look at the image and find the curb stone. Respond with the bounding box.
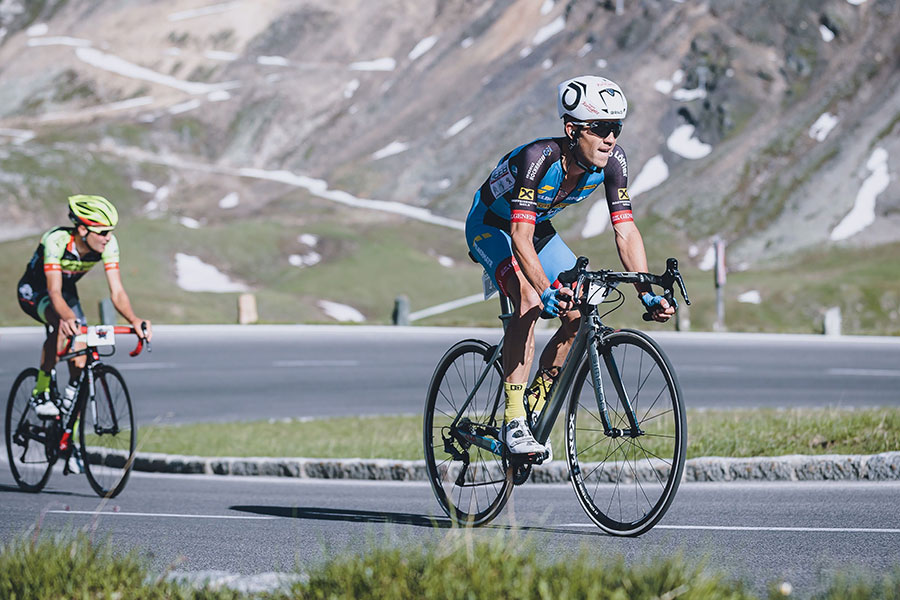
[128,451,900,483]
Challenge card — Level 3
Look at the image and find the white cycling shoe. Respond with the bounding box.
[501,418,546,455]
[33,393,60,418]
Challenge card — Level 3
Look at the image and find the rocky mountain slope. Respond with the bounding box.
[0,0,897,326]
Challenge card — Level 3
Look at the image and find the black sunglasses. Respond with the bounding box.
[572,120,623,138]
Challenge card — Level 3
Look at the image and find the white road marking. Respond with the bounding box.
[828,368,900,377]
[112,362,177,370]
[273,360,359,367]
[677,365,740,373]
[48,510,275,520]
[560,523,900,533]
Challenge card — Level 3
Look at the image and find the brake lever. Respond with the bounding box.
[141,321,152,353]
[664,258,691,306]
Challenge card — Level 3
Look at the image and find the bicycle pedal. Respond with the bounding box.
[511,451,545,466]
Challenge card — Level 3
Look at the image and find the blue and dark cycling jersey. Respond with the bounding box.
[466,137,632,296]
[470,137,632,229]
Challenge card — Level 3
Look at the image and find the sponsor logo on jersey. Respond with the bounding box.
[618,188,629,201]
[18,282,34,301]
[517,188,535,201]
[473,242,494,268]
[582,183,598,191]
[511,209,536,224]
[526,151,548,180]
[489,161,515,198]
[542,146,552,157]
[610,210,634,224]
[613,147,627,178]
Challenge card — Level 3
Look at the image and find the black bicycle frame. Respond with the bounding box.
[447,291,642,455]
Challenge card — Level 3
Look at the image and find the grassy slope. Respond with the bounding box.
[1,144,898,333]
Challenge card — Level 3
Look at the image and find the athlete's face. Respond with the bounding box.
[567,120,620,169]
[80,225,113,253]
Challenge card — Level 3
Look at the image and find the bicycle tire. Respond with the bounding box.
[423,339,513,526]
[5,368,56,492]
[565,329,686,536]
[80,365,135,498]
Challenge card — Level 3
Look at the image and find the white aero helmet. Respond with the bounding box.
[557,76,627,120]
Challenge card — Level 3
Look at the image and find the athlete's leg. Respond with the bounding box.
[467,205,543,452]
[528,234,581,412]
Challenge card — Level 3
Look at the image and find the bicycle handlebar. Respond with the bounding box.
[557,257,691,321]
[58,321,151,359]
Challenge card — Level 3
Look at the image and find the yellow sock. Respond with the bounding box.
[503,382,527,424]
[527,369,558,415]
[33,370,52,396]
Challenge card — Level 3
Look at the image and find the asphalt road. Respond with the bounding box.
[1,467,898,597]
[1,325,898,426]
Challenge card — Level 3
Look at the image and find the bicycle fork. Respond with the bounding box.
[587,329,643,438]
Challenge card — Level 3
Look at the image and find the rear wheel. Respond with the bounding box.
[80,365,135,498]
[424,340,513,526]
[566,329,686,536]
[5,368,56,492]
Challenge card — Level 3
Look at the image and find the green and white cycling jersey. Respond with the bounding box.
[18,226,120,296]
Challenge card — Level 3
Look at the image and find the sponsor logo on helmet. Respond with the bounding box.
[561,80,588,111]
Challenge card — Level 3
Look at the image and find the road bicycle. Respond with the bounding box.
[424,257,691,536]
[5,324,149,498]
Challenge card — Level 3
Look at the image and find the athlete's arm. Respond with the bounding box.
[508,141,572,309]
[604,145,673,322]
[45,270,81,337]
[105,267,153,341]
[510,219,550,294]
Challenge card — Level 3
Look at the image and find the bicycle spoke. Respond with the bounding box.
[568,330,685,535]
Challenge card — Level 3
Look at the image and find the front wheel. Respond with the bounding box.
[566,329,686,536]
[5,368,56,492]
[423,339,513,526]
[80,365,135,498]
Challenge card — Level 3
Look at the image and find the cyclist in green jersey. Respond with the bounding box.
[16,195,152,419]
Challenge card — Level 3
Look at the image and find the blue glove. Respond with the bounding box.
[541,286,564,318]
[640,292,677,313]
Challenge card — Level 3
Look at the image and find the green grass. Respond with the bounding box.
[137,408,900,460]
[2,144,899,333]
[4,530,900,599]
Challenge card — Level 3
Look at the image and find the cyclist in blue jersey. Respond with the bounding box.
[17,195,152,421]
[466,76,675,456]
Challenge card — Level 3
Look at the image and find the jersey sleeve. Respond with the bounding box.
[41,229,71,274]
[509,142,557,225]
[102,234,120,271]
[604,145,633,225]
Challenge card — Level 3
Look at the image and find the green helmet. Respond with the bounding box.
[68,195,118,231]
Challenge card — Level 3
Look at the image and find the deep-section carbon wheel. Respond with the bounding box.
[566,329,686,536]
[5,368,56,492]
[80,365,135,498]
[424,339,513,526]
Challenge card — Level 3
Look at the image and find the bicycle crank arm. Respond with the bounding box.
[454,428,504,457]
